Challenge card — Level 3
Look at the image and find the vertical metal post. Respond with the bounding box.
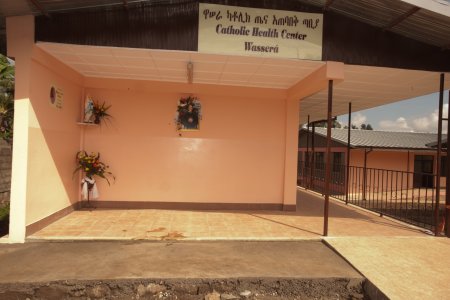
[406,151,410,202]
[435,73,444,236]
[446,90,450,237]
[363,149,368,200]
[324,80,333,236]
[306,115,310,188]
[345,102,352,205]
[311,123,316,189]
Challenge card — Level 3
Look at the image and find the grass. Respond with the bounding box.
[0,202,9,236]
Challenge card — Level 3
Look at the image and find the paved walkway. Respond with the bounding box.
[326,237,450,300]
[0,241,361,283]
[29,189,426,240]
[9,189,449,299]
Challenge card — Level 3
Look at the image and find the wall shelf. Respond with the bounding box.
[77,122,99,126]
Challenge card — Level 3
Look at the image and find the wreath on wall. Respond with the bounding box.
[176,96,202,131]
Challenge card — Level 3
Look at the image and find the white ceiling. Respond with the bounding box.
[37,42,450,125]
[300,65,450,124]
[36,42,324,89]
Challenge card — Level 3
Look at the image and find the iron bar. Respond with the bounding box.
[390,171,394,213]
[400,171,404,220]
[447,89,450,237]
[298,163,440,231]
[406,151,410,208]
[345,102,351,205]
[381,170,384,213]
[377,169,381,215]
[363,149,369,200]
[306,115,310,188]
[323,80,333,237]
[311,123,316,190]
[435,73,444,236]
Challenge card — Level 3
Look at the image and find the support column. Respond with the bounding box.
[283,97,300,211]
[311,123,315,189]
[345,102,351,205]
[323,80,333,236]
[304,115,310,188]
[435,73,444,236]
[6,16,35,243]
[446,89,450,237]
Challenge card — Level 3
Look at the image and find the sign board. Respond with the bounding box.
[198,3,323,60]
[49,85,63,109]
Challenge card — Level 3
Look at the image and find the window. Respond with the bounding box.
[315,152,325,170]
[333,152,344,172]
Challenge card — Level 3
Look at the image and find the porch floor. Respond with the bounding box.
[29,188,427,240]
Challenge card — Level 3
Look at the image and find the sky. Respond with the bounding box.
[336,92,450,133]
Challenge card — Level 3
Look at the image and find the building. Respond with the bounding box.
[299,128,447,187]
[2,0,450,242]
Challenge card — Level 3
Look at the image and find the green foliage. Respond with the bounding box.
[0,202,9,221]
[360,123,373,130]
[0,54,14,145]
[314,120,341,128]
[0,202,9,236]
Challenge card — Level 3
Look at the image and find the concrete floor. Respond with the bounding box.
[2,190,449,300]
[0,241,361,283]
[29,188,427,240]
[326,237,450,300]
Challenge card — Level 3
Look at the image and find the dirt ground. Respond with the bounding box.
[0,278,367,300]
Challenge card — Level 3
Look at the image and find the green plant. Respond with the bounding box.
[0,54,14,145]
[0,202,9,221]
[0,202,9,236]
[93,101,112,124]
[74,151,115,184]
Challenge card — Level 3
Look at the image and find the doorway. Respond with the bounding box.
[413,155,434,188]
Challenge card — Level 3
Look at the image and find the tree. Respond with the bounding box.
[313,120,342,128]
[360,123,374,130]
[0,54,14,145]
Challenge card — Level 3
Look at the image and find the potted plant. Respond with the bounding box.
[74,151,115,206]
[92,101,112,124]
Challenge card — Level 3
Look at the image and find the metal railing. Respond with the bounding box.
[298,161,445,231]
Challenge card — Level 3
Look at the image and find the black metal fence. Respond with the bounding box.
[298,161,445,231]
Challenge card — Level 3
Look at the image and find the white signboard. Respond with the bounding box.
[198,3,323,60]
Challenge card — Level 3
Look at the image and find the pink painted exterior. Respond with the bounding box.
[6,15,345,241]
[83,78,287,204]
[298,147,446,191]
[26,47,83,225]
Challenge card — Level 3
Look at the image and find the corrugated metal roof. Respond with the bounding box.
[327,0,414,28]
[392,8,450,48]
[308,127,447,150]
[0,0,448,48]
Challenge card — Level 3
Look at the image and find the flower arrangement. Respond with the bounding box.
[92,101,112,124]
[74,151,115,185]
[176,95,201,130]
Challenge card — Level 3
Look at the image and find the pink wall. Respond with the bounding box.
[26,46,83,225]
[83,78,286,204]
